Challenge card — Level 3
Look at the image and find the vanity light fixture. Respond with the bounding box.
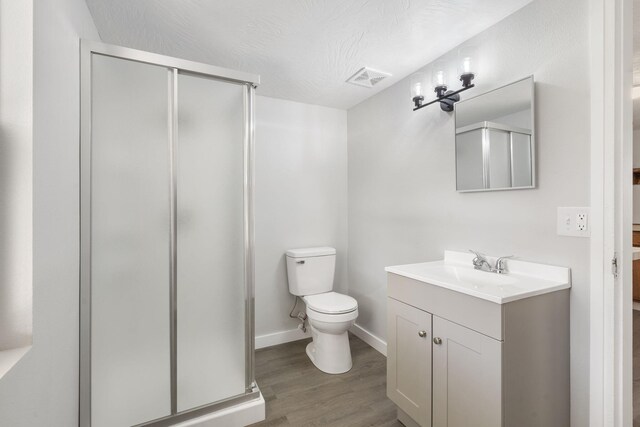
[411,48,476,112]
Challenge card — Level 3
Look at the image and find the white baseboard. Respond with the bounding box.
[255,323,387,356]
[255,327,311,349]
[350,323,387,356]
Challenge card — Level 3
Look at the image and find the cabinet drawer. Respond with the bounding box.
[388,273,503,340]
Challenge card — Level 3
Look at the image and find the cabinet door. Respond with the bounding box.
[432,317,502,427]
[387,298,432,427]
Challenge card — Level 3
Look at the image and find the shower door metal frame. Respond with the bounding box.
[79,40,260,427]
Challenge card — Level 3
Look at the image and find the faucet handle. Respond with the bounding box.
[469,249,485,259]
[469,249,486,267]
[494,255,514,273]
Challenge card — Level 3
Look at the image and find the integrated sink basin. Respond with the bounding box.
[385,250,571,304]
[418,264,518,286]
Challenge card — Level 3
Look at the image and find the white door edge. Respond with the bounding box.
[589,0,633,426]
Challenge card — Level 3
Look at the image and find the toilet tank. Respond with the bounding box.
[286,247,336,296]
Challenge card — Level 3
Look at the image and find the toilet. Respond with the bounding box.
[285,247,358,374]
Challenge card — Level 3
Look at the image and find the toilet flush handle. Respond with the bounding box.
[296,260,305,264]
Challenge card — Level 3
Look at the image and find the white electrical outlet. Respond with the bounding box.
[576,213,587,231]
[557,207,590,237]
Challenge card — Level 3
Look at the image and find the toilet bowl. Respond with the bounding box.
[303,292,358,374]
[285,247,359,374]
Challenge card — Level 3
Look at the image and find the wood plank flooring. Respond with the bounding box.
[250,334,402,427]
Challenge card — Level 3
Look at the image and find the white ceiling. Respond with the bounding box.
[85,0,533,110]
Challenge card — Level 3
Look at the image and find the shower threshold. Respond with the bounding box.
[136,387,265,427]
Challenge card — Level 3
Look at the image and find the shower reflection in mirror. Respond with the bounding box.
[455,76,535,192]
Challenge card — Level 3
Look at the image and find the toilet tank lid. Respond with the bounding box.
[286,247,336,258]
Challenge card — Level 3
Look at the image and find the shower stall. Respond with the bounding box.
[79,41,261,427]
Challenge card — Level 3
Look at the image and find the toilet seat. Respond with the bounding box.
[305,306,358,324]
[303,292,358,314]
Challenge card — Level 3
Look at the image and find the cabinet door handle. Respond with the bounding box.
[418,330,427,338]
[433,337,442,345]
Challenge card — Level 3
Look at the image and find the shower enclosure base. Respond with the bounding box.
[173,391,265,427]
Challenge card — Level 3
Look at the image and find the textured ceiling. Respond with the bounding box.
[85,0,533,109]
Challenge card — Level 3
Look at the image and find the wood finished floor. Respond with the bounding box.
[249,334,402,427]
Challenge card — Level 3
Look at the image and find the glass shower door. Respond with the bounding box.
[90,54,172,427]
[176,73,247,412]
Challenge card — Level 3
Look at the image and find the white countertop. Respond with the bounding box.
[385,251,571,304]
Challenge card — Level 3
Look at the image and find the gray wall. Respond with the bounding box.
[346,0,590,425]
[0,0,99,424]
[255,96,348,341]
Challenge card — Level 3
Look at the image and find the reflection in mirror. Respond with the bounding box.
[455,76,534,192]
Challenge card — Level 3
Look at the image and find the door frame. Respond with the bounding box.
[589,0,633,426]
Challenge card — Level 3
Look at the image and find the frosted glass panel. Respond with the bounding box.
[455,129,484,191]
[511,133,532,187]
[176,73,246,411]
[91,54,171,427]
[488,129,511,189]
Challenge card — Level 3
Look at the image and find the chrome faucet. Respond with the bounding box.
[493,255,513,274]
[469,250,492,272]
[469,250,513,274]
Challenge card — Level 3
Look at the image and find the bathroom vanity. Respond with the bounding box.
[385,251,570,427]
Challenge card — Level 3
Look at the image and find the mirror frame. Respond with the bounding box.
[454,75,536,193]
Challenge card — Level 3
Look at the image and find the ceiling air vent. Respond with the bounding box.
[346,67,391,88]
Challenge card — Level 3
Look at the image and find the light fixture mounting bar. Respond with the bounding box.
[413,84,475,112]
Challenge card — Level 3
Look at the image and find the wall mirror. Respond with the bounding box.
[455,76,535,192]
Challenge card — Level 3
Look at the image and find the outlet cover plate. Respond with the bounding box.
[557,207,591,237]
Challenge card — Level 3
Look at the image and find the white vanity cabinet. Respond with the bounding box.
[386,251,571,427]
[388,298,502,427]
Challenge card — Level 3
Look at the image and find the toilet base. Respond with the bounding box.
[305,329,353,374]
